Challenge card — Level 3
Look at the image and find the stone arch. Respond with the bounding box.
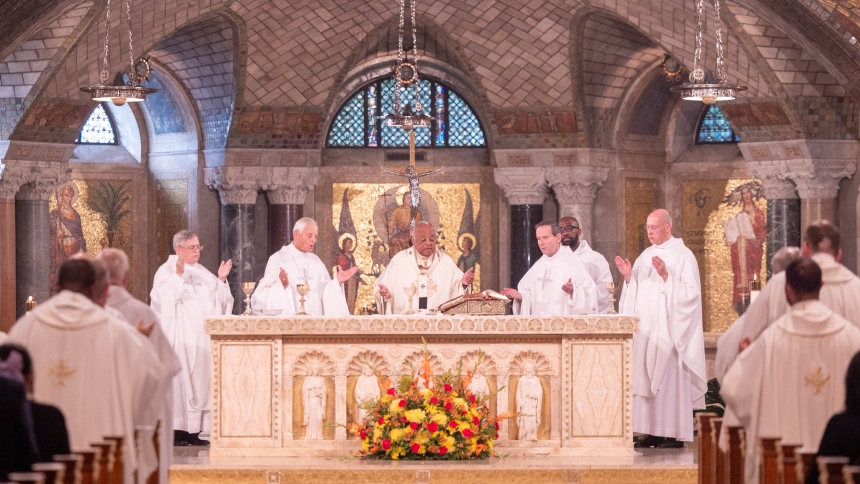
[460,351,497,375]
[509,350,552,375]
[347,350,389,376]
[293,350,336,376]
[400,350,443,376]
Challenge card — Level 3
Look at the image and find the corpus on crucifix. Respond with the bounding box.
[380,130,443,227]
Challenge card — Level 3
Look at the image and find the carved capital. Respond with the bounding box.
[545,166,609,205]
[0,161,71,200]
[266,167,320,205]
[746,161,798,200]
[0,164,26,199]
[204,167,261,205]
[784,160,856,199]
[493,167,547,205]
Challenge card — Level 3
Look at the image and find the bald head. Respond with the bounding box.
[68,253,110,306]
[645,209,673,245]
[784,257,822,304]
[411,221,437,257]
[97,248,130,286]
[771,246,801,275]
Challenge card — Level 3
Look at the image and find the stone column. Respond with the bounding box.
[494,168,547,288]
[266,168,319,255]
[748,163,801,278]
[545,166,609,244]
[0,163,23,330]
[204,168,259,315]
[495,364,509,441]
[783,160,856,233]
[335,363,347,440]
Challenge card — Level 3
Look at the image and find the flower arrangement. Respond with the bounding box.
[349,341,513,460]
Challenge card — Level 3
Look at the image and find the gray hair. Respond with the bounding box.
[771,246,801,275]
[411,220,435,237]
[91,257,110,295]
[97,248,130,284]
[173,230,198,249]
[535,220,560,236]
[293,217,318,234]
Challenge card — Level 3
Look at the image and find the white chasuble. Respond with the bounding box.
[715,252,860,381]
[618,237,706,441]
[721,300,860,484]
[9,291,166,484]
[573,240,614,314]
[106,285,181,484]
[150,256,233,434]
[252,243,349,316]
[514,245,597,316]
[374,248,465,314]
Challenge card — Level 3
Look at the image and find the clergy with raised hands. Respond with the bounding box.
[150,230,233,447]
[559,216,613,313]
[375,221,474,314]
[253,217,358,316]
[502,221,598,315]
[9,258,166,484]
[721,258,860,484]
[615,209,706,449]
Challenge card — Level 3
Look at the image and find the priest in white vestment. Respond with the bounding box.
[560,216,613,313]
[150,230,233,445]
[616,209,706,448]
[253,217,358,316]
[99,249,180,484]
[715,221,860,381]
[9,259,166,484]
[721,257,860,484]
[502,221,598,315]
[374,221,474,314]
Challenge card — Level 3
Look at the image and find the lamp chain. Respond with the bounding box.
[712,0,727,83]
[100,0,112,84]
[126,0,135,86]
[411,0,422,112]
[394,0,405,114]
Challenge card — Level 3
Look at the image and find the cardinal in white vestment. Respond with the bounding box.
[721,257,860,484]
[375,221,474,314]
[616,209,706,448]
[502,221,598,315]
[253,217,357,316]
[98,249,181,484]
[9,259,166,484]
[715,221,860,381]
[560,216,613,313]
[150,230,233,445]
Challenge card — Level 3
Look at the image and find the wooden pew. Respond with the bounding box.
[726,426,746,484]
[7,473,45,484]
[712,418,726,484]
[843,466,860,484]
[73,449,99,484]
[31,463,64,484]
[818,456,850,484]
[760,437,781,484]
[89,443,114,484]
[797,449,818,484]
[697,413,717,484]
[103,437,123,484]
[51,455,82,484]
[778,443,802,484]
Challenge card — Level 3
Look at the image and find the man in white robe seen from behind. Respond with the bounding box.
[615,209,706,448]
[502,221,597,315]
[721,257,860,484]
[375,221,474,314]
[253,217,358,316]
[9,259,165,484]
[559,216,613,313]
[99,248,180,484]
[150,230,233,446]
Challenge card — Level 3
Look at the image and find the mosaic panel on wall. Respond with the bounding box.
[155,179,189,266]
[624,178,658,263]
[49,179,134,291]
[682,179,767,332]
[332,183,481,314]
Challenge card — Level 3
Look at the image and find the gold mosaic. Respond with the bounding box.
[332,183,482,314]
[155,179,189,266]
[624,178,658,262]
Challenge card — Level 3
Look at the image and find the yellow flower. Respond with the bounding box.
[389,399,404,413]
[404,408,426,423]
[431,412,449,426]
[414,431,431,444]
[419,388,432,398]
[373,428,382,441]
[441,434,456,449]
[453,397,468,409]
[390,428,405,442]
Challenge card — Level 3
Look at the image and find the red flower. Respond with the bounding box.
[443,383,453,392]
[430,397,438,405]
[495,433,499,439]
[473,417,480,426]
[360,431,367,439]
[382,439,391,450]
[410,421,419,430]
[495,422,500,430]
[462,428,473,438]
[378,416,385,425]
[387,387,396,395]
[411,443,421,453]
[468,394,476,403]
[399,399,406,408]
[439,446,448,455]
[448,420,458,429]
[428,422,438,432]
[444,402,453,411]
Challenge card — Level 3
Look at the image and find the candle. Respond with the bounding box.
[749,274,762,304]
[25,296,36,312]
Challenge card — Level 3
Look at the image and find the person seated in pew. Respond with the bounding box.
[0,343,71,463]
[805,350,860,484]
[0,372,38,481]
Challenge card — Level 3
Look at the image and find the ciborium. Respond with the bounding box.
[403,284,418,315]
[296,284,310,315]
[241,282,255,316]
[605,281,620,315]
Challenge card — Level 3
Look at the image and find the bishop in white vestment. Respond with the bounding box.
[9,259,166,484]
[616,209,706,447]
[503,221,597,315]
[560,216,613,313]
[721,258,860,484]
[252,217,357,316]
[150,231,233,440]
[375,221,474,314]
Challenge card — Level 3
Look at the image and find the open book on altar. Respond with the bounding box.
[437,290,511,315]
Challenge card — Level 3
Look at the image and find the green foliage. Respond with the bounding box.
[86,180,131,233]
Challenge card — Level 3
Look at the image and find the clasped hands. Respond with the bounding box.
[614,255,668,283]
[176,254,232,282]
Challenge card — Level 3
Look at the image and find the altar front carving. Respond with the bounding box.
[205,315,638,457]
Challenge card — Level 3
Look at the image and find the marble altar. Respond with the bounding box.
[205,314,638,457]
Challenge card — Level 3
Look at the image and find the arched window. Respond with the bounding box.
[75,103,117,144]
[696,104,739,143]
[327,78,486,147]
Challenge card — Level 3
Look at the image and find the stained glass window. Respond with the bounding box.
[697,105,739,143]
[326,77,486,148]
[76,103,117,144]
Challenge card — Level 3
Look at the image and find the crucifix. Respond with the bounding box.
[380,130,443,226]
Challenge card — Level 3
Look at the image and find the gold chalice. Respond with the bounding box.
[403,284,418,315]
[241,282,256,316]
[296,284,310,315]
[605,281,620,315]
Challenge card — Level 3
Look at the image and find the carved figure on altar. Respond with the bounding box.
[722,181,766,316]
[302,364,327,440]
[353,365,380,425]
[50,183,87,285]
[516,363,542,441]
[467,366,490,397]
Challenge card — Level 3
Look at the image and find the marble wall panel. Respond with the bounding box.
[219,344,274,438]
[569,343,624,437]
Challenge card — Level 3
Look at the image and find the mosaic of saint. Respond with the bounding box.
[332,183,481,314]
